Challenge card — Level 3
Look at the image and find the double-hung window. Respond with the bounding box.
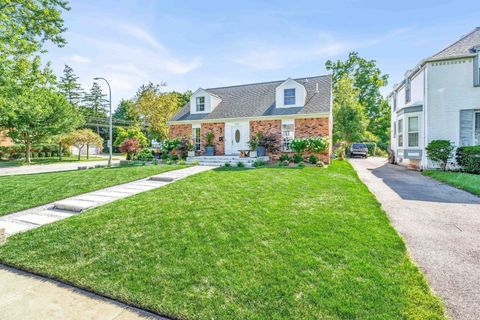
[193,127,201,151]
[398,119,403,147]
[405,79,411,104]
[196,97,205,112]
[284,89,296,105]
[408,116,419,147]
[281,120,295,151]
[475,54,480,86]
[475,111,480,145]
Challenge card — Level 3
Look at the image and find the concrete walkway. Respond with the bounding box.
[349,157,480,320]
[0,159,121,176]
[0,165,215,236]
[0,265,167,320]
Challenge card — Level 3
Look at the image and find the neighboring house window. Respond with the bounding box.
[408,116,419,147]
[398,119,403,147]
[476,54,480,86]
[281,120,295,151]
[196,97,205,112]
[284,88,296,105]
[475,111,480,145]
[193,127,201,151]
[405,79,411,104]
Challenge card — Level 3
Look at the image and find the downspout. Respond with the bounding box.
[423,64,428,169]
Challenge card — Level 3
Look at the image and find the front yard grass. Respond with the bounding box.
[0,165,182,216]
[423,170,480,196]
[0,161,445,319]
[0,156,116,167]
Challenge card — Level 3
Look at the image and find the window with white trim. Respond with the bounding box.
[398,119,403,147]
[405,79,411,103]
[476,55,480,86]
[475,111,480,145]
[196,97,205,112]
[408,116,419,147]
[193,127,201,151]
[284,89,296,105]
[281,120,295,151]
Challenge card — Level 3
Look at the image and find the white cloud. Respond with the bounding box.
[65,54,91,64]
[115,23,166,51]
[232,28,410,71]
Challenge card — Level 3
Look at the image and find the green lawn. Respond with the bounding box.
[0,156,117,167]
[423,170,480,196]
[0,165,183,216]
[0,161,445,319]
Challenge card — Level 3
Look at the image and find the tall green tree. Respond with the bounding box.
[0,0,69,56]
[326,52,390,145]
[84,82,109,134]
[113,99,137,122]
[129,83,183,140]
[332,76,367,144]
[59,64,84,107]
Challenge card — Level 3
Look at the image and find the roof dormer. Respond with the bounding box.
[275,78,307,108]
[190,88,222,114]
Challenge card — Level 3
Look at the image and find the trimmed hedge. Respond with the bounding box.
[456,146,480,174]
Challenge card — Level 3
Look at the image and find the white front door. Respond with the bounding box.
[231,125,244,155]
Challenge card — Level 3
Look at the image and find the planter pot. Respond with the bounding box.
[205,146,215,156]
[256,146,266,157]
[188,151,195,157]
[250,150,257,158]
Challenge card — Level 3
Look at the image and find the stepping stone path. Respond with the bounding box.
[0,166,215,237]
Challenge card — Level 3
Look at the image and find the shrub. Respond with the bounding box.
[237,161,245,168]
[224,162,231,167]
[283,160,290,166]
[176,136,192,159]
[152,159,158,165]
[290,139,307,153]
[297,161,305,168]
[316,160,325,167]
[169,154,179,161]
[38,152,45,158]
[334,143,346,160]
[161,138,180,154]
[456,146,480,173]
[279,154,291,162]
[161,152,169,160]
[252,160,265,167]
[191,160,200,165]
[177,160,186,165]
[165,160,173,165]
[31,152,38,158]
[306,136,329,153]
[277,161,284,167]
[257,132,280,154]
[308,154,318,164]
[119,139,141,160]
[426,140,454,171]
[292,153,303,163]
[136,149,155,161]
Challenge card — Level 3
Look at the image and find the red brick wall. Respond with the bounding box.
[169,124,192,139]
[201,122,225,155]
[250,120,282,157]
[295,117,331,163]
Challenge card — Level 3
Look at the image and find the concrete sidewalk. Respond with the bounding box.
[350,157,480,320]
[0,160,121,176]
[0,265,167,320]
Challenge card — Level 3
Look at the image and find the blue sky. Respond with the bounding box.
[45,0,480,108]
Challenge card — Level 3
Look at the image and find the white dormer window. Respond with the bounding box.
[196,97,205,112]
[284,89,296,105]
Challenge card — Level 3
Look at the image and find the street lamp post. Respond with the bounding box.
[93,77,112,166]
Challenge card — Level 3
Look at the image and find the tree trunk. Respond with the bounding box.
[78,147,82,160]
[59,144,62,161]
[25,141,31,163]
[87,143,90,159]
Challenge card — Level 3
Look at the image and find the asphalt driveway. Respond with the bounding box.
[350,157,480,320]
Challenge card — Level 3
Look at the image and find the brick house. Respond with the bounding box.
[167,75,332,162]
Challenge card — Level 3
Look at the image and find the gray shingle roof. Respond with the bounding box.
[428,27,480,61]
[169,75,331,122]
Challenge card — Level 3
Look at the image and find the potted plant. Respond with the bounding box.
[248,135,259,158]
[255,132,266,157]
[205,130,215,156]
[187,140,195,157]
[255,132,280,157]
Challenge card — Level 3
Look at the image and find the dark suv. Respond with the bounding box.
[349,143,368,158]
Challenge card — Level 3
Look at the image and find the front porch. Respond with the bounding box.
[186,155,270,167]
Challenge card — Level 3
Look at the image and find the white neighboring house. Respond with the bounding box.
[389,27,480,169]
